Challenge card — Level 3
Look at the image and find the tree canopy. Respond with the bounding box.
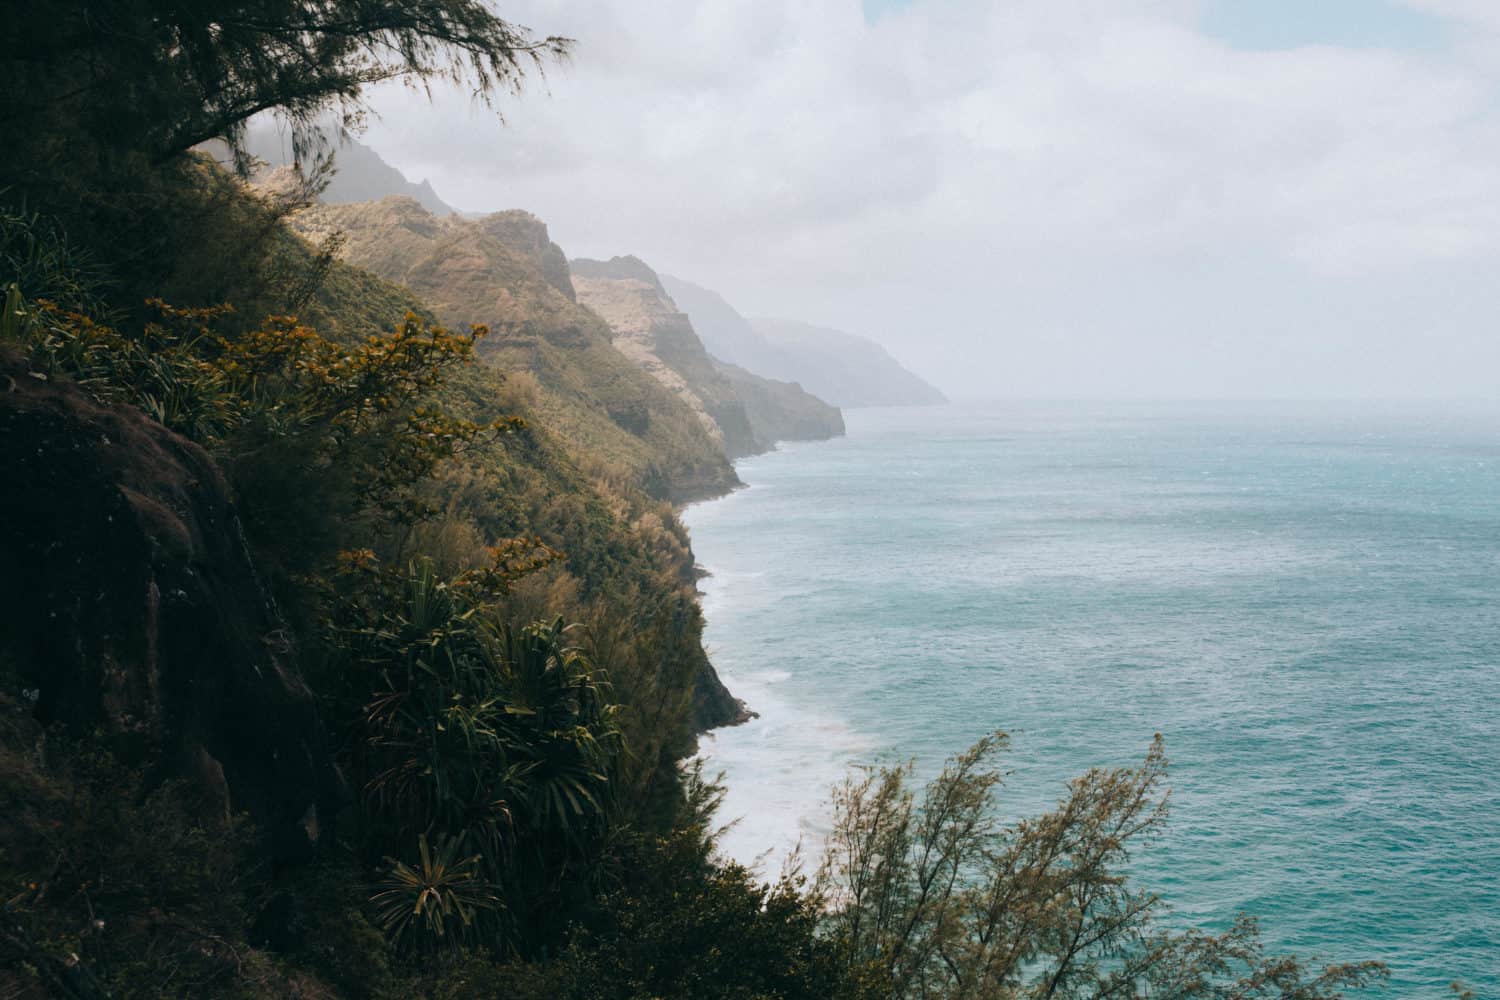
[814,734,1389,1000]
[1,1,570,320]
[2,0,569,175]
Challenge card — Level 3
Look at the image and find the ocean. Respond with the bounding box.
[684,400,1500,996]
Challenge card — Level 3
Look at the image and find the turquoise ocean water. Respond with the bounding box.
[683,401,1500,996]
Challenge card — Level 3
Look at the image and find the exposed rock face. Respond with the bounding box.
[662,275,948,408]
[572,256,843,458]
[572,256,757,458]
[691,650,754,732]
[475,211,576,302]
[0,351,345,860]
[288,197,742,504]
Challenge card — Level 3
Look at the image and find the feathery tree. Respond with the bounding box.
[1,0,569,173]
[817,735,1388,999]
[1,1,569,307]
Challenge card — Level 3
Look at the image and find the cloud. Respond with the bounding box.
[357,0,1500,398]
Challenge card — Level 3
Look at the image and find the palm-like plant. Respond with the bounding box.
[331,558,623,954]
[370,834,497,951]
[358,561,518,863]
[492,617,621,846]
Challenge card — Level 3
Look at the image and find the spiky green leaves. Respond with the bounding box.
[371,834,498,952]
[326,557,622,955]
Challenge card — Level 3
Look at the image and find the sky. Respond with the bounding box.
[354,0,1500,400]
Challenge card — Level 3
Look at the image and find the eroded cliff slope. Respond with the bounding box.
[290,196,741,503]
[573,256,842,457]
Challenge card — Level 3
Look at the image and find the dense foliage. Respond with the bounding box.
[2,0,567,184]
[324,555,622,955]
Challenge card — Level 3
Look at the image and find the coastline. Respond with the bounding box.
[684,400,1500,992]
[675,428,849,734]
[680,437,866,876]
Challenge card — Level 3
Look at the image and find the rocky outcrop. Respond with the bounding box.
[476,211,577,302]
[691,650,754,732]
[662,275,947,408]
[572,256,843,458]
[0,350,345,860]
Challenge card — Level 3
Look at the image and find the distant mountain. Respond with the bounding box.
[239,124,459,216]
[749,316,947,407]
[714,359,852,446]
[661,275,947,408]
[572,257,843,458]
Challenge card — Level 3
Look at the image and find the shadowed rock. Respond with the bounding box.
[0,350,346,861]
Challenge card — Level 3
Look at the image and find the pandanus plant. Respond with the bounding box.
[492,617,621,847]
[371,833,497,952]
[348,559,622,952]
[361,560,518,867]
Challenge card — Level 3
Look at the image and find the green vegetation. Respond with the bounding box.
[815,736,1385,998]
[0,4,1402,998]
[324,558,622,955]
[289,196,742,502]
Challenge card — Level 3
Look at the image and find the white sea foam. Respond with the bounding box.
[696,671,870,878]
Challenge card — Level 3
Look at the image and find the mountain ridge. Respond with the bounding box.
[287,196,744,505]
[239,123,460,216]
[662,274,947,408]
[571,255,843,459]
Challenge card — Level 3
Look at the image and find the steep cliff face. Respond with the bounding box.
[572,256,760,459]
[0,350,346,861]
[572,256,843,458]
[476,211,576,302]
[715,359,845,443]
[662,274,947,408]
[282,198,747,730]
[289,197,740,504]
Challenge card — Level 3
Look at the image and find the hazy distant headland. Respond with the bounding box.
[663,274,947,408]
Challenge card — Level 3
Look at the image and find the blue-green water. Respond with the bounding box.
[684,401,1500,996]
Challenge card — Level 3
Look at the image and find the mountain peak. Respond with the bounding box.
[237,123,460,216]
[569,255,669,300]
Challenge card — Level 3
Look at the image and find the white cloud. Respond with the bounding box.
[358,0,1500,398]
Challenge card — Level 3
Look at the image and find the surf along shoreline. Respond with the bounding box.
[678,435,870,877]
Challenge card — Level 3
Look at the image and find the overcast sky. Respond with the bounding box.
[357,0,1500,400]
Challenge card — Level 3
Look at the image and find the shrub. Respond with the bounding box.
[320,555,621,957]
[0,720,272,998]
[2,287,520,569]
[815,735,1388,999]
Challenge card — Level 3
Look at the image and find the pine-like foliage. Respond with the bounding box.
[2,0,569,171]
[816,735,1388,1000]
